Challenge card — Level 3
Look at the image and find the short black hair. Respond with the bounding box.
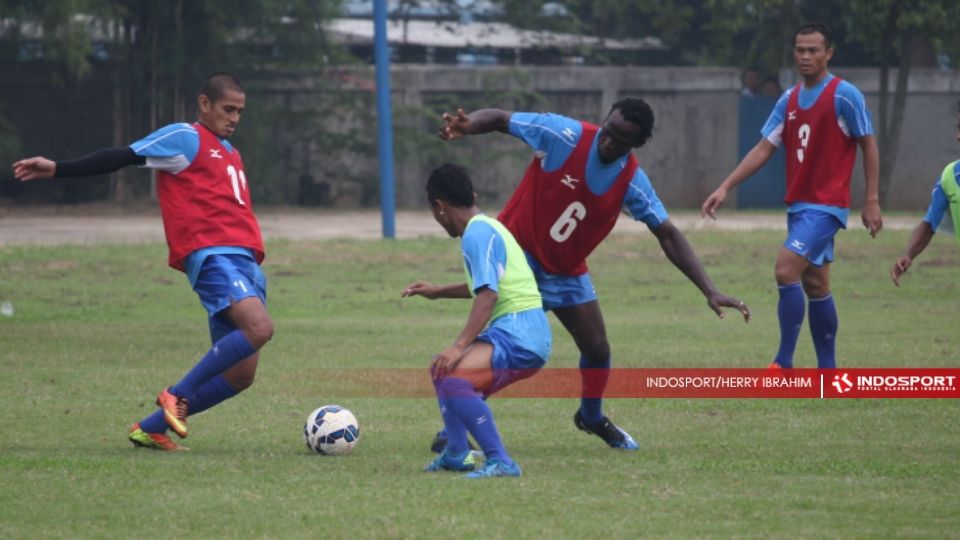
[200,72,245,102]
[426,163,475,208]
[794,22,832,49]
[610,98,655,147]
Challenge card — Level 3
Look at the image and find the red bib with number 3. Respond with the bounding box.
[157,123,265,271]
[499,122,636,276]
[783,77,857,209]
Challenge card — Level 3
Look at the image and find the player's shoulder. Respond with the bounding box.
[153,122,198,138]
[834,78,866,101]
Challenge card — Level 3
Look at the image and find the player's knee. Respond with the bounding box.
[227,371,256,392]
[581,343,611,365]
[801,276,829,298]
[244,317,274,349]
[774,262,800,285]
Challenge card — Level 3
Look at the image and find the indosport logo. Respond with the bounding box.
[832,373,853,394]
[833,371,958,395]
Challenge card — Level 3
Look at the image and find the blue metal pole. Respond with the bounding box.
[373,0,396,239]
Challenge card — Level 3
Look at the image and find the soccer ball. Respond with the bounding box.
[304,405,360,455]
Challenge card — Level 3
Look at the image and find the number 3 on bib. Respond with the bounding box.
[796,124,811,163]
[550,202,587,242]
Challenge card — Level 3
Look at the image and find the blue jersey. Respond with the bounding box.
[461,216,550,360]
[508,112,669,228]
[923,160,959,232]
[129,123,247,286]
[761,74,873,224]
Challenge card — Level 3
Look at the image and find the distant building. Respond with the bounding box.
[325,18,668,65]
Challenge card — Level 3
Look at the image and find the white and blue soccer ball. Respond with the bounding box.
[304,405,360,455]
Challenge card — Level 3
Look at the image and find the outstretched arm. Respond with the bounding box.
[859,135,883,237]
[701,139,777,219]
[401,281,471,299]
[650,220,751,321]
[13,148,144,181]
[438,108,512,140]
[891,221,935,287]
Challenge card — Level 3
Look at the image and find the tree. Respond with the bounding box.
[844,0,960,205]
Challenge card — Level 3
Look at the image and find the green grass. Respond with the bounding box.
[0,229,958,539]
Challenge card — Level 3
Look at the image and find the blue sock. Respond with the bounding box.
[169,330,255,399]
[139,409,168,434]
[579,356,610,425]
[186,374,239,416]
[774,282,805,368]
[138,375,240,433]
[441,378,512,465]
[434,380,468,453]
[808,294,838,369]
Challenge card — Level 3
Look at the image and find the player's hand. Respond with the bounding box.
[701,187,728,220]
[706,292,751,322]
[12,156,56,181]
[430,344,465,380]
[401,281,440,299]
[891,256,912,287]
[439,108,470,140]
[861,201,882,238]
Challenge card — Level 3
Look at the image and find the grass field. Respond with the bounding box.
[1,228,958,539]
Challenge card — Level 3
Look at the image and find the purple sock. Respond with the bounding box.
[440,377,512,465]
[170,330,255,398]
[579,356,611,425]
[808,294,838,368]
[774,282,805,368]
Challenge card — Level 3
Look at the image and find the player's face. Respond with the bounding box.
[793,32,833,80]
[199,89,246,139]
[598,108,641,164]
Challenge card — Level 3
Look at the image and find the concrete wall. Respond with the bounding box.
[262,65,960,211]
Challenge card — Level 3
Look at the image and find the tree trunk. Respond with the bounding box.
[878,31,914,206]
[875,0,903,207]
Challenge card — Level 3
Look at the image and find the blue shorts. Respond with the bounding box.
[193,254,267,342]
[784,209,843,267]
[477,309,551,396]
[525,253,597,310]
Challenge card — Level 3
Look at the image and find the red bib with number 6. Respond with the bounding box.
[499,122,636,276]
[156,123,265,271]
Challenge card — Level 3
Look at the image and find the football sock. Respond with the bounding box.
[440,377,512,465]
[808,293,838,369]
[434,379,468,454]
[579,356,611,425]
[774,282,804,368]
[139,409,168,434]
[169,330,255,398]
[186,374,239,416]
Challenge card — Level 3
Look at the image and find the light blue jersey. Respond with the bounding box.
[923,160,960,231]
[760,74,873,225]
[461,216,551,363]
[508,112,669,228]
[130,123,247,286]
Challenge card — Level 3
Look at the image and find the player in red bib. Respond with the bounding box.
[13,73,274,451]
[702,23,883,369]
[437,98,751,451]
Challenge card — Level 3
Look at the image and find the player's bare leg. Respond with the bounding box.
[554,301,638,450]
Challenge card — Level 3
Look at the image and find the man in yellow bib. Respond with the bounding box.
[403,163,551,478]
[890,110,960,286]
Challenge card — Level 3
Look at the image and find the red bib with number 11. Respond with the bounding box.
[499,122,636,276]
[156,122,265,271]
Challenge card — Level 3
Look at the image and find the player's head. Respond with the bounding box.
[793,23,834,79]
[426,163,477,237]
[197,72,246,139]
[599,98,654,163]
